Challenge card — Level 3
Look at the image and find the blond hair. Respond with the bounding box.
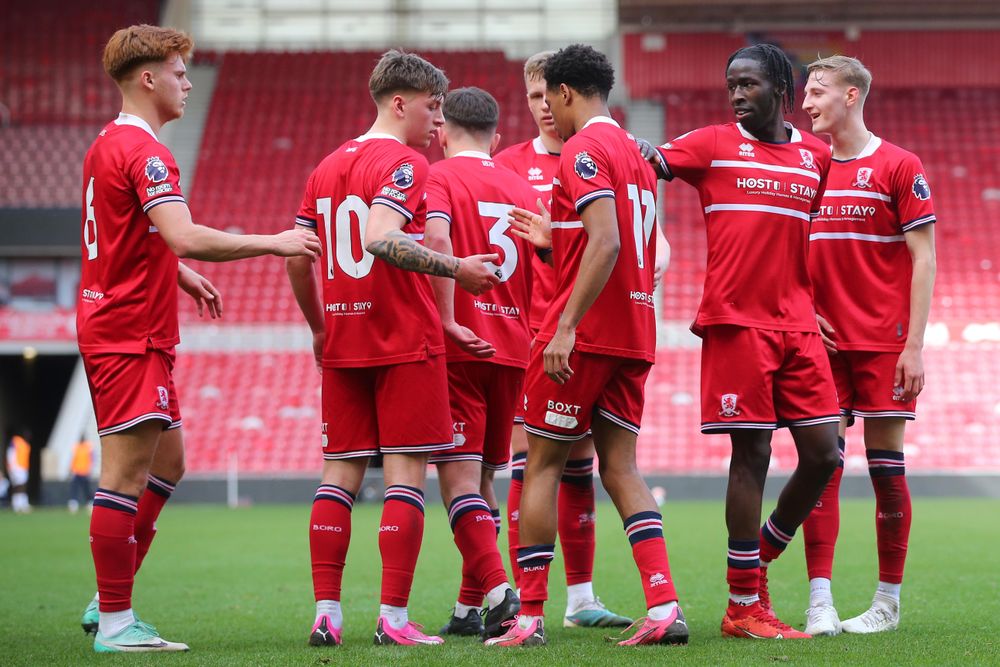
[369,50,449,102]
[524,50,556,82]
[807,55,872,101]
[103,24,193,82]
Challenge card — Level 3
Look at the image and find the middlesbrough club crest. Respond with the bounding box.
[156,385,169,411]
[853,167,874,188]
[719,393,741,417]
[798,149,815,170]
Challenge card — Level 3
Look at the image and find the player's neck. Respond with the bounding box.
[367,118,407,145]
[537,131,563,154]
[446,138,492,158]
[828,116,871,160]
[573,103,612,135]
[119,100,166,136]
[744,114,788,144]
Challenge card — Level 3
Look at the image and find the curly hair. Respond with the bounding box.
[543,44,615,101]
[726,43,796,112]
[103,24,194,82]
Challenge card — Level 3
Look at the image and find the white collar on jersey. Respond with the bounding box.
[582,115,620,130]
[453,150,492,160]
[737,120,803,144]
[114,112,157,140]
[355,132,403,143]
[532,135,561,156]
[855,133,882,159]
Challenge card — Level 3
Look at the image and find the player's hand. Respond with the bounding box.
[272,229,322,259]
[816,314,838,354]
[635,137,667,179]
[894,345,925,401]
[178,263,222,319]
[544,326,575,385]
[311,331,325,375]
[455,253,501,295]
[653,249,670,289]
[509,199,552,249]
[443,321,496,358]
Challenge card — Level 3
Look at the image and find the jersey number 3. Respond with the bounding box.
[317,196,375,280]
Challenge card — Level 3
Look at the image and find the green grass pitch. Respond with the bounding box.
[1,497,998,665]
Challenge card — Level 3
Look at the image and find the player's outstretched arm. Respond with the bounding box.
[635,138,668,180]
[364,203,500,296]
[285,229,325,372]
[544,197,620,385]
[424,218,496,358]
[896,224,937,400]
[178,262,222,319]
[150,202,321,261]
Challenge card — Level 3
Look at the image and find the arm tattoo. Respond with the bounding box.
[367,229,459,278]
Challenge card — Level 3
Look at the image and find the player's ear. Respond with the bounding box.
[845,86,860,108]
[390,93,407,119]
[437,125,448,150]
[559,83,571,105]
[490,132,501,154]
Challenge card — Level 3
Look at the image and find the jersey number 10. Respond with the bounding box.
[317,196,376,280]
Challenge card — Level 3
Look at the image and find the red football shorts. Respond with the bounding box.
[523,346,651,442]
[321,354,454,460]
[700,326,840,432]
[829,350,916,421]
[83,349,181,437]
[429,361,524,470]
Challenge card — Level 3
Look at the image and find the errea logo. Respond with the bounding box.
[739,143,755,158]
[528,167,544,181]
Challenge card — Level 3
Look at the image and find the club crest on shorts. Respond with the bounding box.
[392,163,415,189]
[145,156,169,183]
[156,385,169,411]
[912,173,931,200]
[798,149,815,170]
[719,393,741,417]
[892,385,906,402]
[574,151,598,180]
[853,167,874,188]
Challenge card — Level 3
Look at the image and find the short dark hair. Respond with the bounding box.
[443,87,499,135]
[726,43,796,112]
[369,49,449,102]
[543,44,615,101]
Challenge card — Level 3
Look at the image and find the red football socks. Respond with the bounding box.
[91,489,139,612]
[379,485,425,606]
[310,484,355,601]
[559,458,596,586]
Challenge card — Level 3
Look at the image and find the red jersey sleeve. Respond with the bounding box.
[561,139,615,214]
[424,166,453,226]
[371,153,430,222]
[126,143,185,215]
[655,126,716,184]
[893,153,936,232]
[294,171,318,229]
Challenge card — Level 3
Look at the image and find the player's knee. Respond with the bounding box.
[597,458,639,490]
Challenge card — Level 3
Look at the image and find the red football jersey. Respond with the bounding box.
[656,122,831,334]
[808,135,936,351]
[494,137,560,331]
[77,114,184,354]
[295,134,445,367]
[538,117,658,362]
[426,151,539,368]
